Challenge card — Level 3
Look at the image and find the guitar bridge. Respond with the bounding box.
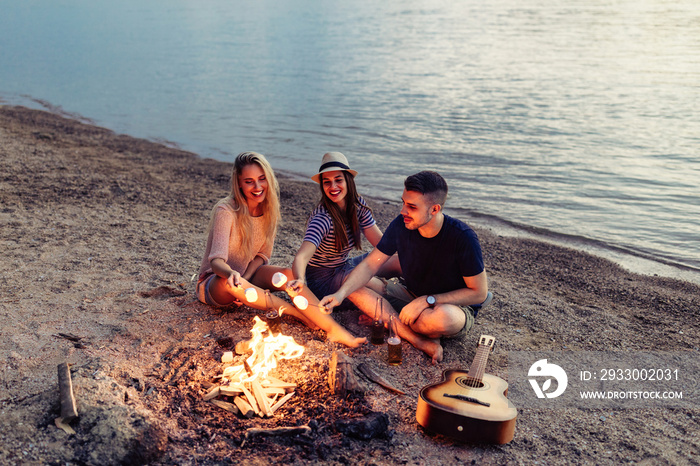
[443,393,491,407]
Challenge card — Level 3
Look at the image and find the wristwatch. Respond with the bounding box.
[426,295,436,307]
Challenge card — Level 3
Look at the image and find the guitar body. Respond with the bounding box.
[416,368,517,444]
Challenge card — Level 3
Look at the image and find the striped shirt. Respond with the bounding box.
[304,197,375,268]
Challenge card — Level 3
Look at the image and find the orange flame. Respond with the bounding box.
[222,316,304,384]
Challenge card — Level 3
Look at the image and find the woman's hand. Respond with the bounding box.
[286,278,305,296]
[227,270,243,289]
[319,294,341,313]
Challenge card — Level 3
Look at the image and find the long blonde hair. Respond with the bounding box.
[208,152,281,259]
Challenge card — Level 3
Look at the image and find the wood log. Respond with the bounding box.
[240,385,260,416]
[242,425,311,446]
[270,392,295,414]
[251,380,273,417]
[234,396,255,418]
[57,362,78,423]
[262,387,286,397]
[210,399,239,414]
[203,386,220,401]
[328,351,363,396]
[262,376,296,393]
[219,384,243,397]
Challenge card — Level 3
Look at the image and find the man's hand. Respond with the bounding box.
[399,296,429,326]
[319,294,342,313]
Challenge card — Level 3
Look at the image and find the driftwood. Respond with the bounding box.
[356,362,405,395]
[203,386,220,401]
[328,351,363,396]
[55,362,78,434]
[241,425,312,447]
[210,399,239,414]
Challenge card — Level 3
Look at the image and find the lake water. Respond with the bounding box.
[2,0,699,283]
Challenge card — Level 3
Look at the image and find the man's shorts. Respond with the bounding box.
[383,279,474,339]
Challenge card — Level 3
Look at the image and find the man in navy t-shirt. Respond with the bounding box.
[320,171,489,364]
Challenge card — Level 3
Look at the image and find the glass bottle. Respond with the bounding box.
[370,297,385,345]
[387,315,402,365]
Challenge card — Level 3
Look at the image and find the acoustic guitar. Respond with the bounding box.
[416,335,517,444]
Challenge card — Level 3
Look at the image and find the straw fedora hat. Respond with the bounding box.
[311,152,358,183]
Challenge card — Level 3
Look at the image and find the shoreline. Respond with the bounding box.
[1,105,699,465]
[5,94,698,283]
[259,166,700,286]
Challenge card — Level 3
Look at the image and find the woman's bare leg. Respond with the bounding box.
[250,266,366,347]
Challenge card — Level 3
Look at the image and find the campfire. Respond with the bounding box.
[203,315,304,418]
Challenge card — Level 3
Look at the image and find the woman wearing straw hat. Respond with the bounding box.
[288,152,395,306]
[196,151,366,347]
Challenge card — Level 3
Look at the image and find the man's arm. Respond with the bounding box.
[319,248,390,310]
[398,270,488,326]
[432,270,488,307]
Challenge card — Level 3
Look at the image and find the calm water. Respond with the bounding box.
[2,0,699,282]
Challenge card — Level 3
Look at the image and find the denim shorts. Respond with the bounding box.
[306,253,367,301]
[197,273,235,307]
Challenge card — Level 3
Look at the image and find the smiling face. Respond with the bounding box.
[238,163,268,211]
[400,188,436,231]
[321,170,348,209]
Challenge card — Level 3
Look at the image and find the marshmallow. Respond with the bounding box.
[293,295,309,310]
[271,272,288,288]
[244,287,258,302]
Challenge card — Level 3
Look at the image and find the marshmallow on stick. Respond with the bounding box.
[244,287,258,303]
[271,272,288,288]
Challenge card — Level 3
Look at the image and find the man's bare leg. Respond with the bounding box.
[347,286,443,364]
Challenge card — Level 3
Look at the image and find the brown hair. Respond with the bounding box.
[319,170,366,251]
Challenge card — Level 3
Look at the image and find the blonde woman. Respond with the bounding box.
[197,152,365,347]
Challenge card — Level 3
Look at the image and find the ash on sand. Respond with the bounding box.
[1,105,699,465]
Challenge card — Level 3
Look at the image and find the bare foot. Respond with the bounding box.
[414,337,443,364]
[327,328,368,348]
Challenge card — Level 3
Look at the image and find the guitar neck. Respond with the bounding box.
[466,335,494,384]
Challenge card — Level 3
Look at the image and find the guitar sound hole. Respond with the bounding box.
[456,376,484,389]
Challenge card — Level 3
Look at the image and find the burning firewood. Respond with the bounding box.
[270,392,295,414]
[219,384,243,397]
[262,376,296,393]
[262,387,286,397]
[240,385,260,417]
[328,351,363,396]
[251,380,273,417]
[233,396,255,418]
[203,316,303,419]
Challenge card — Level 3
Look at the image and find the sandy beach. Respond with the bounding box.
[1,105,698,465]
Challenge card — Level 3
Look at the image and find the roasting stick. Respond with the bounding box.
[271,272,331,314]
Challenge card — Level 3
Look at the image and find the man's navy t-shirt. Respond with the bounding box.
[376,214,484,297]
